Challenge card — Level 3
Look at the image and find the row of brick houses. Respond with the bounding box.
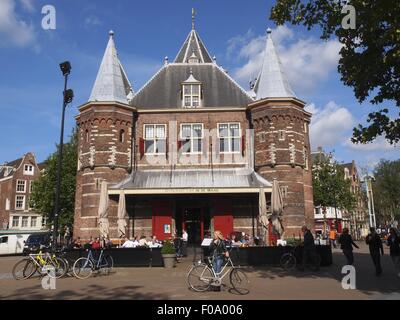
[72,19,314,243]
[0,153,47,231]
[311,148,370,239]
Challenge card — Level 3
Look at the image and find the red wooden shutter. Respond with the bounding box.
[165,139,169,159]
[139,138,145,159]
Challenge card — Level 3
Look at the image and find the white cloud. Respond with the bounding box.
[84,16,102,28]
[0,0,35,47]
[343,136,398,152]
[20,0,34,12]
[230,25,342,93]
[305,101,354,149]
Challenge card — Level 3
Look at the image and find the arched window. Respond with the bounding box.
[119,129,125,143]
[85,130,89,143]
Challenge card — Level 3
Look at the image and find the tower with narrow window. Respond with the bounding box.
[73,31,135,239]
[249,29,314,235]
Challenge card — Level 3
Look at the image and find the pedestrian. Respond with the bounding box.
[329,228,337,248]
[386,228,400,277]
[209,230,229,290]
[182,229,188,257]
[366,227,384,276]
[91,237,102,250]
[338,228,359,265]
[301,225,319,271]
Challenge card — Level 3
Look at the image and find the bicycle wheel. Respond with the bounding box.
[73,257,94,279]
[230,268,250,295]
[47,257,68,279]
[280,253,296,271]
[12,258,36,280]
[187,264,213,292]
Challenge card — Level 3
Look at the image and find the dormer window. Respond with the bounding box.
[188,51,199,64]
[182,71,202,108]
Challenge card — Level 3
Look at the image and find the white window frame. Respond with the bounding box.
[21,216,29,228]
[23,164,34,176]
[15,195,25,211]
[217,123,241,154]
[182,84,201,108]
[143,124,167,155]
[31,216,37,228]
[12,216,19,228]
[16,180,26,193]
[180,123,204,154]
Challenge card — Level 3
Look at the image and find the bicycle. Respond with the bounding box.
[187,255,249,295]
[280,244,321,272]
[72,249,113,279]
[12,247,68,280]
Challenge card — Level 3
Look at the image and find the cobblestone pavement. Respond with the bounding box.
[0,242,399,300]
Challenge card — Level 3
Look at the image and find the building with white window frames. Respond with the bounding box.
[0,153,46,231]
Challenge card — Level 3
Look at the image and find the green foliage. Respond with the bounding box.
[372,159,400,224]
[161,240,176,254]
[285,238,302,246]
[30,129,78,230]
[312,155,356,212]
[270,0,400,144]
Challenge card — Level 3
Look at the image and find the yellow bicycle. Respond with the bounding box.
[12,248,67,280]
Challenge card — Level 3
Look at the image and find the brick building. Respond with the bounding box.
[73,20,313,243]
[0,153,46,231]
[311,148,369,238]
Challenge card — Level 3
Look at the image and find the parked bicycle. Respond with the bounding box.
[72,249,113,279]
[280,244,321,271]
[187,254,249,295]
[12,246,68,280]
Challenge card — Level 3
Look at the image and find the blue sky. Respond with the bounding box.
[0,0,398,171]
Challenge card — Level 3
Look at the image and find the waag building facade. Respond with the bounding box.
[73,19,314,244]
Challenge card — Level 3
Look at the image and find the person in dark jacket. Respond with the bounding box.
[301,226,319,271]
[209,230,229,275]
[386,228,400,277]
[366,227,384,276]
[338,228,359,265]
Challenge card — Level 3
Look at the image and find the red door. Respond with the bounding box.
[152,201,173,241]
[213,199,233,239]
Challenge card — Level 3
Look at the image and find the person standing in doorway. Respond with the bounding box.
[366,227,384,276]
[386,228,400,277]
[338,228,359,265]
[182,229,188,257]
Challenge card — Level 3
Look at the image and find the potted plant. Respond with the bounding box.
[161,240,176,268]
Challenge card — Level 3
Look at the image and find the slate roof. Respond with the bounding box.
[89,31,133,104]
[0,158,22,179]
[254,29,296,100]
[111,168,272,190]
[174,29,213,63]
[131,63,252,109]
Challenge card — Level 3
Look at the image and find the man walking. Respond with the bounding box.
[182,229,188,257]
[329,227,337,248]
[366,227,384,276]
[301,226,319,271]
[338,228,359,265]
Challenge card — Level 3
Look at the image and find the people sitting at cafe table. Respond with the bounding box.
[121,237,136,248]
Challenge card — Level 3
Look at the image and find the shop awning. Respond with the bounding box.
[108,168,272,195]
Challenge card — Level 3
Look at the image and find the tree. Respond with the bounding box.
[312,155,356,212]
[270,0,400,144]
[30,129,78,229]
[372,159,400,224]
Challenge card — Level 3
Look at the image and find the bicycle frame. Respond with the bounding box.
[83,249,107,269]
[199,256,236,284]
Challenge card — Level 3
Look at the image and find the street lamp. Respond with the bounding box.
[52,61,73,248]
